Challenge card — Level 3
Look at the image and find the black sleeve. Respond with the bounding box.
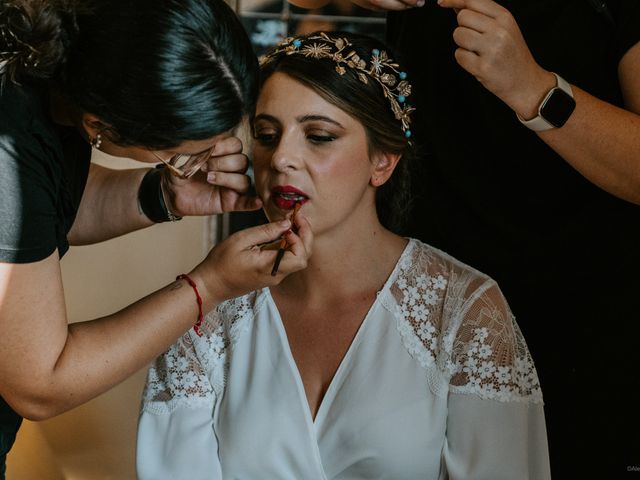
[0,127,60,263]
[611,0,640,62]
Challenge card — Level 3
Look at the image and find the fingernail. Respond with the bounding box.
[278,219,291,227]
[417,0,425,6]
[207,171,216,183]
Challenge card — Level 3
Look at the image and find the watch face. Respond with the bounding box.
[540,88,576,128]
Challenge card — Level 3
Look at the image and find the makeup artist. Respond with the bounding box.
[0,0,312,475]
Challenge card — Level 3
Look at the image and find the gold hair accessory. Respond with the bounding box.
[260,32,415,140]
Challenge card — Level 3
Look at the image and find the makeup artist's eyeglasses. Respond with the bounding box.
[150,147,214,179]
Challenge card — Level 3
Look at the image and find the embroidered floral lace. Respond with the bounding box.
[141,239,542,415]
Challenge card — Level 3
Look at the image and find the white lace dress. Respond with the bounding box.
[137,239,550,479]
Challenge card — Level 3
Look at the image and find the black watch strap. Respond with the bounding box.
[138,164,182,223]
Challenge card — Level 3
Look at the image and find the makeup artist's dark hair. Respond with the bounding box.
[258,31,416,233]
[0,0,259,148]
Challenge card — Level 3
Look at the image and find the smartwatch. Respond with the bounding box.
[517,72,576,131]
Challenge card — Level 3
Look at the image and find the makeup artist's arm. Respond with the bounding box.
[0,214,312,420]
[68,137,261,245]
[67,164,152,245]
[440,0,640,205]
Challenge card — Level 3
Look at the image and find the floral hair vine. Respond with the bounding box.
[260,32,415,140]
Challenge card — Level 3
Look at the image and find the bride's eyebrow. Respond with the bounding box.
[253,113,279,124]
[297,114,344,129]
[253,113,345,130]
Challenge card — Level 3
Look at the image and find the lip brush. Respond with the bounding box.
[270,238,288,276]
[270,202,301,276]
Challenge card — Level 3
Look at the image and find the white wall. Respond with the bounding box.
[6,152,214,479]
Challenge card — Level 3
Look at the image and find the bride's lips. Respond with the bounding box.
[271,185,309,210]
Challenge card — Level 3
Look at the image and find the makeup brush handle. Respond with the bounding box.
[271,247,287,276]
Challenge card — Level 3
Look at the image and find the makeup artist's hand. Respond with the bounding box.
[190,212,313,308]
[274,208,312,273]
[162,136,263,217]
[438,0,554,119]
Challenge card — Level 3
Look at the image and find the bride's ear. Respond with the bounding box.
[370,151,401,187]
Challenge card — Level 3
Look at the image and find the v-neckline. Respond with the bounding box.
[268,289,377,426]
[265,239,414,427]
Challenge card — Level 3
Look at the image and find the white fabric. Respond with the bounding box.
[137,239,551,479]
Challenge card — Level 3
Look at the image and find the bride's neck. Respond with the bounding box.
[275,221,406,302]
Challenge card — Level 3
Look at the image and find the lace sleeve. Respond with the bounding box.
[448,280,543,403]
[141,330,214,415]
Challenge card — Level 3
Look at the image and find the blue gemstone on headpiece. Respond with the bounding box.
[398,95,406,103]
[293,39,302,48]
[399,71,407,80]
[372,48,380,56]
[405,130,412,138]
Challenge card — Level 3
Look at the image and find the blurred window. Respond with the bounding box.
[234,0,385,56]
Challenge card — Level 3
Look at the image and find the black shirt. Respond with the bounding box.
[0,81,90,473]
[387,0,640,476]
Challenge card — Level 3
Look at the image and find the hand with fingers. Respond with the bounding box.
[190,211,314,307]
[162,136,263,217]
[438,0,556,119]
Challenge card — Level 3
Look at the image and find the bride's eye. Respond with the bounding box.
[253,129,278,145]
[307,132,337,144]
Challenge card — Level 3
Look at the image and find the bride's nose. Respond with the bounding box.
[270,134,302,172]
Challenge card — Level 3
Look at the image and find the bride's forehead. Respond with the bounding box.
[258,75,348,116]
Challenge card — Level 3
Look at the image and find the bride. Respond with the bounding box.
[137,31,550,479]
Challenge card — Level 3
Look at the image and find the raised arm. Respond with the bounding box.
[69,136,263,245]
[539,43,640,204]
[439,0,640,204]
[67,164,152,244]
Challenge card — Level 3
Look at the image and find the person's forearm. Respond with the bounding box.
[68,164,153,245]
[436,0,640,204]
[50,278,206,417]
[6,275,215,421]
[537,87,640,205]
[1,213,307,420]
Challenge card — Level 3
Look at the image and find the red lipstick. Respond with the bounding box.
[271,185,308,210]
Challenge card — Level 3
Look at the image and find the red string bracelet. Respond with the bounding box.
[176,274,203,337]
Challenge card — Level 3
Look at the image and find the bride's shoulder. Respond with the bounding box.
[397,238,492,286]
